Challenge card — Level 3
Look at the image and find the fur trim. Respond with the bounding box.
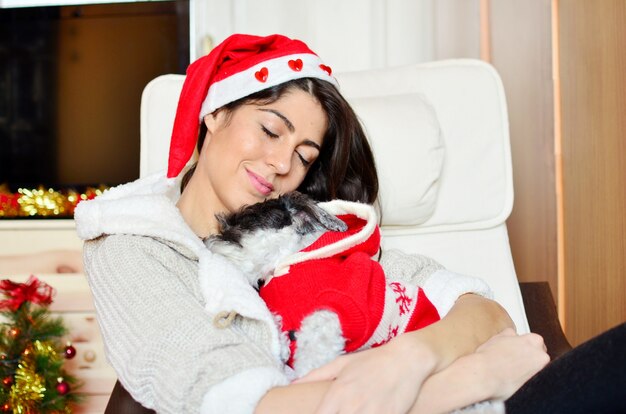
[197,249,285,361]
[74,172,205,255]
[422,269,493,317]
[272,200,378,277]
[200,366,289,414]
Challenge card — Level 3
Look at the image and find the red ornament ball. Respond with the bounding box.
[64,344,77,359]
[1,403,10,412]
[2,376,12,388]
[56,380,70,395]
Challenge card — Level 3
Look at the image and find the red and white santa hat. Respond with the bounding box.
[167,33,339,178]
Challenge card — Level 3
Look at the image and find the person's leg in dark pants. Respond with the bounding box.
[506,322,626,414]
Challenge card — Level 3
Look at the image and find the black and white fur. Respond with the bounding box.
[205,191,346,289]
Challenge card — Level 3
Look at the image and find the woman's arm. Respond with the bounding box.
[409,328,549,414]
[256,381,330,413]
[397,293,515,373]
[258,294,515,414]
[313,294,514,414]
[257,327,548,414]
[379,249,515,371]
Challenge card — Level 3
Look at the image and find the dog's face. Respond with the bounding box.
[205,191,347,287]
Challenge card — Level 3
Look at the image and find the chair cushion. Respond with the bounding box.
[335,60,513,233]
[349,94,444,226]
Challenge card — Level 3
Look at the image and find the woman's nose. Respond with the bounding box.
[267,146,292,175]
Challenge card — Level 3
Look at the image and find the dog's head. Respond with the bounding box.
[205,191,347,287]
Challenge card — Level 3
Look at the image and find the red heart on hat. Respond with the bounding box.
[319,64,332,76]
[288,59,303,71]
[255,67,269,82]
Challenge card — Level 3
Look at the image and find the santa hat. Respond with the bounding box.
[167,33,339,178]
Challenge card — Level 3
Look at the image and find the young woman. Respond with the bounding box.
[75,34,548,414]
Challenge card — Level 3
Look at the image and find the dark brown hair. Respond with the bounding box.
[181,78,378,204]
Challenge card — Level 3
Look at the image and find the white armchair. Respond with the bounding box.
[106,59,569,413]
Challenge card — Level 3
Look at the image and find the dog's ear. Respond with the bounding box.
[282,192,347,234]
[317,210,347,232]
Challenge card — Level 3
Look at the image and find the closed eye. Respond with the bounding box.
[295,150,311,167]
[261,123,316,167]
[296,140,320,168]
[261,125,279,139]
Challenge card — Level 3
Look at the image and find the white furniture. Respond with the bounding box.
[140,59,530,334]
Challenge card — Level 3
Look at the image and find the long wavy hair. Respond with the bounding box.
[181,78,378,205]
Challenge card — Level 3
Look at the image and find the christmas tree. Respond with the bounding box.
[0,276,82,413]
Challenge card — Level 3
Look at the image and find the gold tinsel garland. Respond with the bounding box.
[0,184,108,218]
[5,341,69,413]
[32,341,58,361]
[9,351,46,414]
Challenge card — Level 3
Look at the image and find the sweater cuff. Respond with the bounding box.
[200,366,289,414]
[421,269,493,318]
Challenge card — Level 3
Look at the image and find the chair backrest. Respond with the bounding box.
[140,59,530,333]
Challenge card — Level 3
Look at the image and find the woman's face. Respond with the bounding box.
[196,89,327,216]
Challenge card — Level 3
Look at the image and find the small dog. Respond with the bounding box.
[205,191,442,377]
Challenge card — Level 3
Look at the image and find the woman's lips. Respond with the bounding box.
[247,170,274,196]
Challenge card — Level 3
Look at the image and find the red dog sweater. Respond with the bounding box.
[259,200,488,367]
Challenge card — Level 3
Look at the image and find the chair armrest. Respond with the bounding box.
[519,281,572,360]
[105,381,155,414]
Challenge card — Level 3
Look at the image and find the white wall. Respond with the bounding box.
[190,0,481,72]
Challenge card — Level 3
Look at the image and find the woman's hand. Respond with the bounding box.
[292,294,515,414]
[294,337,436,414]
[474,328,550,401]
[406,328,550,414]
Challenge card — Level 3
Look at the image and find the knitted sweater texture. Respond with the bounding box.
[74,173,494,414]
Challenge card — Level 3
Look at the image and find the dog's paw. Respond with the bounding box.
[293,310,345,377]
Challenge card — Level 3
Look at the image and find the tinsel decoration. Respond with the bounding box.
[9,355,45,413]
[0,276,83,413]
[0,183,108,218]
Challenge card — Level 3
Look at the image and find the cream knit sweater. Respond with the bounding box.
[75,173,499,414]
